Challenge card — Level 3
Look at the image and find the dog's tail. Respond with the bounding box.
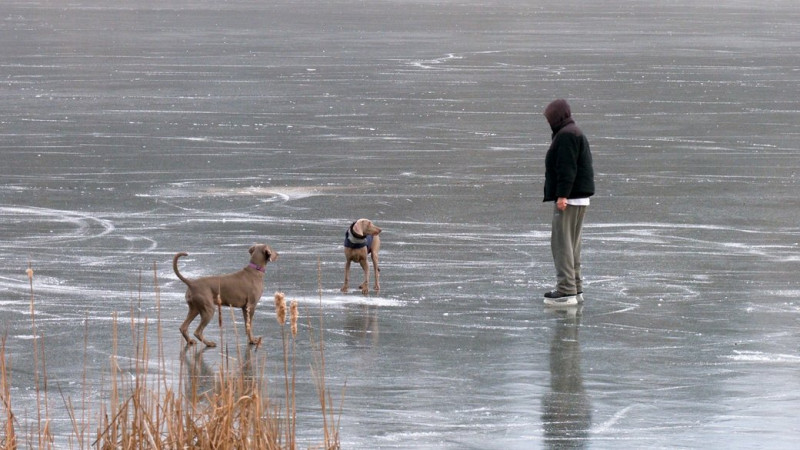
[173,252,191,285]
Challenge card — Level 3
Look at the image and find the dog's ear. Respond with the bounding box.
[249,245,256,255]
[265,247,279,262]
[353,218,369,234]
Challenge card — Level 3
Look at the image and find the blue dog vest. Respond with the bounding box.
[344,224,374,253]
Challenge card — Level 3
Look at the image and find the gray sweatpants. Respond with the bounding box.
[551,204,587,295]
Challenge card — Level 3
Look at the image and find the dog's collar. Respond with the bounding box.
[349,221,366,240]
[248,262,266,273]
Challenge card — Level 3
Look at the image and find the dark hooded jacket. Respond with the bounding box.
[543,99,595,202]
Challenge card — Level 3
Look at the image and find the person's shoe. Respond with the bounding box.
[543,290,578,306]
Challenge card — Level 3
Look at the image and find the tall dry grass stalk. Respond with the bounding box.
[1,335,17,449]
[275,291,292,448]
[26,262,54,449]
[309,258,344,450]
[1,261,341,449]
[289,300,299,447]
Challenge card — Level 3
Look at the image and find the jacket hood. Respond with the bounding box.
[544,99,573,133]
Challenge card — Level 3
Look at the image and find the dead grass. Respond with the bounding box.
[0,262,341,450]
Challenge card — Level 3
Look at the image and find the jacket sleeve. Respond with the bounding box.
[553,133,579,198]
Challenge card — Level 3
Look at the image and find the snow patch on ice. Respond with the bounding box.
[725,351,800,363]
[282,292,404,308]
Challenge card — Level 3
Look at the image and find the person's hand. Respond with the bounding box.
[556,197,568,211]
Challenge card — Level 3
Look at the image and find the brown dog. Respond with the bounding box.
[173,244,278,347]
[341,219,381,295]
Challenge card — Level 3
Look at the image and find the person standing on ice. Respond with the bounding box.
[541,99,595,306]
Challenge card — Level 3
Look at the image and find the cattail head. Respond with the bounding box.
[274,291,286,324]
[290,300,299,337]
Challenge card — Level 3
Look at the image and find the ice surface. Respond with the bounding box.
[1,0,799,448]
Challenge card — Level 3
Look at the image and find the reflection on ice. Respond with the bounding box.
[542,307,591,448]
[343,304,380,348]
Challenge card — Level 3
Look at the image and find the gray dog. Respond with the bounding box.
[173,244,278,347]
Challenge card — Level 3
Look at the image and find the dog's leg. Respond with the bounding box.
[371,235,381,292]
[194,309,217,348]
[358,259,370,295]
[341,259,351,292]
[180,307,199,345]
[242,304,262,346]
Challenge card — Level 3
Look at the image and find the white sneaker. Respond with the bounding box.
[543,291,578,306]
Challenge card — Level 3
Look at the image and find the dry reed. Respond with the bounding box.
[310,258,344,450]
[1,334,17,449]
[0,262,341,449]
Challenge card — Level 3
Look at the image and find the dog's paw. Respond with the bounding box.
[249,337,263,346]
[340,285,349,293]
[204,340,217,348]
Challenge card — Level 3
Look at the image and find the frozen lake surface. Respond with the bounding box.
[1,0,799,447]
